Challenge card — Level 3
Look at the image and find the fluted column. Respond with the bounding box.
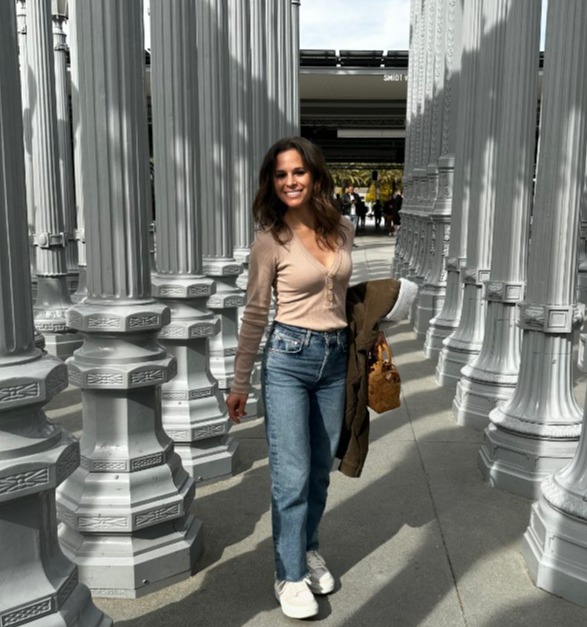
[259,0,292,143]
[403,0,429,280]
[197,0,248,440]
[521,11,587,603]
[393,0,419,278]
[57,0,201,597]
[230,0,254,269]
[409,0,444,301]
[250,0,269,161]
[578,189,587,309]
[397,0,426,279]
[150,0,236,484]
[278,0,298,135]
[17,0,45,351]
[434,0,484,386]
[0,4,111,625]
[27,0,81,358]
[430,0,482,364]
[419,0,463,348]
[479,0,586,500]
[290,0,301,132]
[577,186,587,372]
[440,0,510,392]
[68,0,87,303]
[453,2,541,428]
[52,0,78,291]
[16,1,36,281]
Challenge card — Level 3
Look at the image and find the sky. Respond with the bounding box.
[300,0,548,52]
[299,0,411,51]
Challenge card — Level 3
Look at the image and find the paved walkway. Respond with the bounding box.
[47,227,587,626]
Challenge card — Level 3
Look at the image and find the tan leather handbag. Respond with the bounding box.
[368,332,401,413]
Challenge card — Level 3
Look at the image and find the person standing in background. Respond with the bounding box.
[391,189,403,233]
[342,185,360,232]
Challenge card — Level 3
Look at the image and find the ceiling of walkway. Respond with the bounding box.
[300,50,408,165]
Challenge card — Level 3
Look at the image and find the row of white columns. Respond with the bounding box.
[395,0,587,607]
[1,0,300,617]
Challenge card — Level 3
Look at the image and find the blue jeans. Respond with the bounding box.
[262,322,348,581]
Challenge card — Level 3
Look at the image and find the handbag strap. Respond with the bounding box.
[372,331,392,369]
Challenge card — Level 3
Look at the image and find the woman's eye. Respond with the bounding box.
[275,172,286,179]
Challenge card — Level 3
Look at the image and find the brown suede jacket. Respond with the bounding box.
[337,278,401,477]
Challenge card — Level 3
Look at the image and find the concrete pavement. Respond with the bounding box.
[47,227,587,626]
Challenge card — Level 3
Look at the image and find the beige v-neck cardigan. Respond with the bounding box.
[231,220,355,395]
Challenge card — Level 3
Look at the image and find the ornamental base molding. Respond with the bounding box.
[423,322,455,360]
[58,514,203,598]
[414,289,445,339]
[478,423,578,500]
[522,494,587,608]
[162,393,230,441]
[453,373,517,430]
[175,434,239,484]
[56,451,194,533]
[435,340,480,389]
[0,560,113,627]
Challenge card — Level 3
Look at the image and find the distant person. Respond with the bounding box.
[383,198,394,236]
[391,190,403,232]
[373,200,383,230]
[342,185,360,232]
[356,196,367,229]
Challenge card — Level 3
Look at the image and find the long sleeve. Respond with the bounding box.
[231,232,276,393]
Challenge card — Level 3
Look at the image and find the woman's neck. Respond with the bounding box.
[284,207,315,232]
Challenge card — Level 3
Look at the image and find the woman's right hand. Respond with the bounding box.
[226,392,249,424]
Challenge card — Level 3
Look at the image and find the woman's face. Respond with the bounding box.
[273,149,313,212]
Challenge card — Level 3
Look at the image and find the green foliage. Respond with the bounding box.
[328,163,404,195]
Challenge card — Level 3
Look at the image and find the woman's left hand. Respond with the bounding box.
[226,392,249,423]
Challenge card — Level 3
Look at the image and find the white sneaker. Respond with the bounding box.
[306,550,335,594]
[274,579,319,619]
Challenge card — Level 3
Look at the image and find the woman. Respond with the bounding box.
[226,137,354,619]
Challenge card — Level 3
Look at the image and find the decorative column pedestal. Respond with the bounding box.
[523,474,587,608]
[57,0,202,598]
[0,3,111,624]
[479,0,586,500]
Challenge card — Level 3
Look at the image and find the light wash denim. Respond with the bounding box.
[262,321,348,581]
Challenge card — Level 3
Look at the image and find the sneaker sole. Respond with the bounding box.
[274,590,319,619]
[306,578,335,595]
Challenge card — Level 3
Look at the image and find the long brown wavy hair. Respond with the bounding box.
[252,137,347,250]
